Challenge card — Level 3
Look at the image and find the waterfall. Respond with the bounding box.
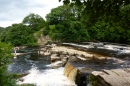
[17,67,76,86]
[9,47,76,86]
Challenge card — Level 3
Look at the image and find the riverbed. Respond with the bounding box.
[8,47,76,86]
[8,42,130,86]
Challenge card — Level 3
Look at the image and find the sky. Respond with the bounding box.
[0,0,63,27]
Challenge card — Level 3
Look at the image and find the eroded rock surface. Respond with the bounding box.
[37,42,130,86]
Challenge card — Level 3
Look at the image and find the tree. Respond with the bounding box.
[22,13,45,32]
[0,27,5,40]
[1,13,45,46]
[0,27,10,42]
[0,42,17,86]
[59,0,130,21]
[59,0,130,29]
[0,27,4,34]
[45,5,90,42]
[5,23,37,46]
[59,0,130,44]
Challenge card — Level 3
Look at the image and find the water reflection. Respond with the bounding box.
[8,47,50,74]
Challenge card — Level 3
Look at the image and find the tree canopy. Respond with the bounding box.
[0,13,46,46]
[45,5,90,42]
[0,4,130,44]
[4,23,37,46]
[59,0,130,27]
[22,13,45,32]
[58,0,130,44]
[59,0,130,18]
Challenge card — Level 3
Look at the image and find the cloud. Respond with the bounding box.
[0,0,63,27]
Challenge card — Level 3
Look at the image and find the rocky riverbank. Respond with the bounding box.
[13,42,130,86]
[41,42,130,86]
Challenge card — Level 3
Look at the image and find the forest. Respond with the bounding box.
[0,0,130,85]
[0,2,130,45]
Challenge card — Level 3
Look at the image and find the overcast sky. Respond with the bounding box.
[0,0,63,27]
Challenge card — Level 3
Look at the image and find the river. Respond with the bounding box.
[8,42,130,86]
[8,47,76,86]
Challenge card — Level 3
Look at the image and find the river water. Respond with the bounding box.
[8,42,130,86]
[8,47,76,86]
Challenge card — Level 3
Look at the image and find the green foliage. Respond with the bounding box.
[43,22,50,36]
[0,27,8,42]
[60,0,130,23]
[0,27,4,37]
[0,42,17,86]
[0,13,46,47]
[35,30,42,38]
[20,84,35,86]
[0,2,130,45]
[22,13,45,32]
[58,0,130,44]
[4,23,37,46]
[45,5,90,42]
[87,20,130,44]
[88,74,102,86]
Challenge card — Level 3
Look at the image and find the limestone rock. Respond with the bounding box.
[51,54,61,63]
[51,61,63,69]
[92,68,130,86]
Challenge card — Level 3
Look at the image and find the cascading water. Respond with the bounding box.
[8,47,76,86]
[8,42,130,86]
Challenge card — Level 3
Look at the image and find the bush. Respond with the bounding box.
[0,42,17,86]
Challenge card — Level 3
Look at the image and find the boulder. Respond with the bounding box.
[51,54,61,63]
[51,61,63,69]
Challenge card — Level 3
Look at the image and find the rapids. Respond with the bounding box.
[8,47,76,86]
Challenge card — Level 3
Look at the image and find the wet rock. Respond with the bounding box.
[50,42,130,86]
[64,62,78,83]
[19,78,24,82]
[51,61,63,69]
[64,62,94,86]
[40,48,46,52]
[17,72,30,78]
[69,56,79,61]
[76,56,87,61]
[60,55,69,66]
[92,68,130,86]
[44,51,51,56]
[51,54,61,63]
[61,51,68,55]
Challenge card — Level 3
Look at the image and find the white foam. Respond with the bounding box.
[17,67,76,86]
